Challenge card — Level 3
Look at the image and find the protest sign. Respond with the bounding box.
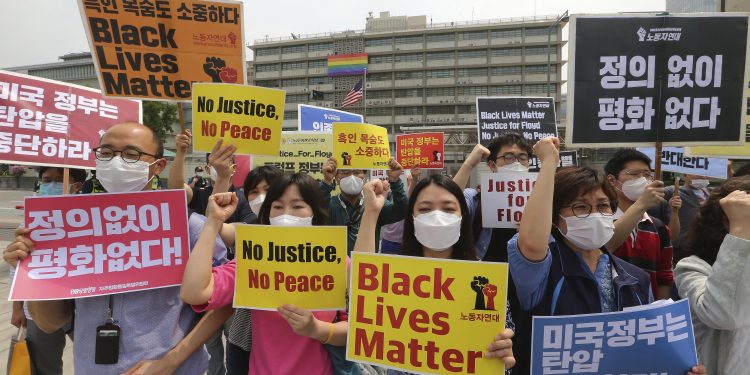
[233,225,347,310]
[531,299,698,375]
[333,122,390,170]
[78,0,245,101]
[481,172,538,228]
[347,252,509,375]
[528,150,578,173]
[566,14,750,147]
[0,70,141,169]
[10,190,189,300]
[298,104,363,132]
[396,132,445,169]
[686,144,750,159]
[192,83,285,155]
[638,147,728,179]
[476,97,556,146]
[251,131,332,180]
[231,154,252,188]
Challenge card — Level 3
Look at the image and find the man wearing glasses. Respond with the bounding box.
[604,149,674,300]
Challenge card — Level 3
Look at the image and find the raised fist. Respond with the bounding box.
[483,284,498,310]
[203,57,227,83]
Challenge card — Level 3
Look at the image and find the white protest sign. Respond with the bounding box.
[481,172,538,228]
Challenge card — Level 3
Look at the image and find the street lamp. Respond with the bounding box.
[546,11,569,98]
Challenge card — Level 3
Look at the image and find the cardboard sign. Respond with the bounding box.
[481,172,538,228]
[531,300,698,375]
[192,83,285,155]
[528,151,578,173]
[347,252,509,375]
[333,122,390,170]
[10,190,189,300]
[476,97,557,145]
[566,14,750,147]
[0,70,141,169]
[233,225,347,310]
[396,132,445,169]
[78,0,245,101]
[298,104,363,132]
[638,147,728,179]
[251,131,332,180]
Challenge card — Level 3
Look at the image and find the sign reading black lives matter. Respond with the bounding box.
[567,14,750,147]
[476,97,557,146]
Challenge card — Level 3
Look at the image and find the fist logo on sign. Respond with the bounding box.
[637,27,647,42]
[203,57,238,83]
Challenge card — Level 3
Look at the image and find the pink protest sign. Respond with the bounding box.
[10,190,189,300]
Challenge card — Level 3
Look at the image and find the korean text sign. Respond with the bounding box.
[531,300,698,375]
[396,132,445,169]
[192,83,285,155]
[481,172,538,228]
[567,14,750,147]
[476,97,557,146]
[638,147,728,179]
[251,131,333,180]
[347,253,509,375]
[333,122,390,169]
[234,225,347,310]
[78,0,245,101]
[528,151,578,173]
[0,70,141,169]
[298,104,363,132]
[10,190,189,300]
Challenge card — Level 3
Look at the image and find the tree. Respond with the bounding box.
[142,101,179,141]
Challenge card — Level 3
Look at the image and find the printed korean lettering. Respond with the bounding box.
[667,55,723,89]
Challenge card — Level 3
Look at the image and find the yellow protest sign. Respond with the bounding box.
[78,0,245,101]
[192,83,285,155]
[234,225,347,310]
[347,252,509,375]
[252,131,333,179]
[333,122,390,169]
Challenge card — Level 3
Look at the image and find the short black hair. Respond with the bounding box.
[194,166,203,173]
[38,167,87,183]
[243,165,284,197]
[604,149,652,178]
[734,163,750,178]
[486,132,533,161]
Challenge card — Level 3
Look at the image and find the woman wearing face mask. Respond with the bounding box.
[180,173,347,374]
[353,175,517,374]
[243,165,284,217]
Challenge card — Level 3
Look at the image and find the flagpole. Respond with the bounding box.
[362,69,368,123]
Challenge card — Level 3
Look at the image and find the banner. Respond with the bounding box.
[192,83,285,155]
[686,144,750,159]
[531,300,698,375]
[638,147,728,179]
[298,104,363,132]
[10,190,189,300]
[347,252,509,375]
[566,14,750,147]
[333,122,390,170]
[396,133,445,169]
[481,172,538,228]
[0,70,141,169]
[476,97,557,146]
[234,225,347,310]
[78,0,245,101]
[251,131,332,180]
[528,151,578,173]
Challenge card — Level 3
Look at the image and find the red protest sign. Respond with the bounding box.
[396,132,445,169]
[0,70,142,169]
[10,190,189,300]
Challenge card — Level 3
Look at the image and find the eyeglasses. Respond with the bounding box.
[562,202,615,218]
[496,152,530,164]
[621,169,652,179]
[93,146,158,163]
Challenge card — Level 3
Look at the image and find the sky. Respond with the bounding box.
[0,0,665,69]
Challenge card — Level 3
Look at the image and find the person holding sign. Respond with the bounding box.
[353,175,517,373]
[180,174,348,374]
[675,176,750,375]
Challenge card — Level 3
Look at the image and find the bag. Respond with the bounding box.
[7,326,31,375]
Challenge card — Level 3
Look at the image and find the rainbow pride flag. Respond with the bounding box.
[327,53,368,76]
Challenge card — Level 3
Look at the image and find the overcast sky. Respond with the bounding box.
[0,0,664,69]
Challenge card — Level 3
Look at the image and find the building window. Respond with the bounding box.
[367,107,392,116]
[282,78,307,87]
[525,27,551,37]
[395,106,422,115]
[457,105,476,114]
[426,87,455,97]
[281,61,306,70]
[308,59,327,68]
[308,42,332,52]
[525,65,555,74]
[365,38,392,47]
[491,29,522,38]
[395,35,423,45]
[395,89,422,98]
[457,50,487,60]
[284,111,299,120]
[309,76,331,85]
[524,83,555,93]
[281,45,306,54]
[369,55,394,64]
[458,31,487,40]
[256,63,279,72]
[457,68,487,77]
[395,71,423,79]
[367,72,392,81]
[426,51,455,61]
[489,85,522,95]
[490,48,522,57]
[256,80,280,88]
[526,46,556,55]
[426,33,455,42]
[426,106,454,114]
[368,90,393,99]
[425,69,454,78]
[394,53,423,62]
[457,86,488,96]
[490,66,522,75]
[286,94,308,103]
[256,47,279,56]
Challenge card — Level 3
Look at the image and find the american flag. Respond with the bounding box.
[341,79,363,107]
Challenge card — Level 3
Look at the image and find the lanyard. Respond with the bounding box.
[107,295,115,324]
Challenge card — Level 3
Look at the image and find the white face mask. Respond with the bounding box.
[96,157,154,193]
[269,214,313,227]
[620,177,649,201]
[560,213,615,250]
[339,175,365,195]
[413,210,462,251]
[690,179,709,190]
[500,161,530,172]
[249,194,265,216]
[208,166,218,181]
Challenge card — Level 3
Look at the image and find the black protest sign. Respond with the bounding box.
[567,14,750,147]
[476,97,557,146]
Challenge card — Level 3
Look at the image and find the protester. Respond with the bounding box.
[180,174,348,374]
[379,167,421,254]
[189,166,209,189]
[353,175,517,373]
[320,157,407,253]
[675,176,750,375]
[604,149,675,300]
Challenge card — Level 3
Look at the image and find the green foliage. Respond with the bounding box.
[142,101,179,141]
